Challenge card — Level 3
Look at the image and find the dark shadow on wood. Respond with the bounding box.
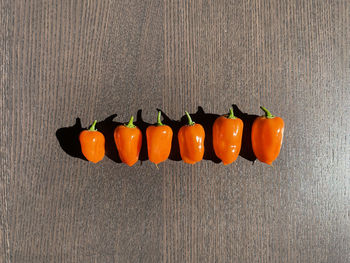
[96,114,122,163]
[232,104,258,162]
[135,110,150,162]
[55,118,87,161]
[189,107,221,163]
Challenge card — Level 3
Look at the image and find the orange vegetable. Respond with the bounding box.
[79,120,105,163]
[213,108,243,165]
[146,111,173,165]
[114,116,142,166]
[251,106,284,165]
[178,111,205,164]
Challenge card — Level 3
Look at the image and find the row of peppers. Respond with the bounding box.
[79,106,284,166]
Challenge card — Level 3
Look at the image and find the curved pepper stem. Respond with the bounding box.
[125,116,136,128]
[157,111,164,126]
[227,107,237,119]
[185,111,195,126]
[89,120,97,131]
[260,106,275,119]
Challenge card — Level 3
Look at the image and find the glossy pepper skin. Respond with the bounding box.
[146,111,173,165]
[251,106,284,165]
[79,120,105,163]
[178,111,205,164]
[213,108,243,165]
[114,116,142,166]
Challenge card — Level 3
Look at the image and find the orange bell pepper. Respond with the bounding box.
[79,120,105,163]
[146,111,173,165]
[251,106,284,165]
[178,111,205,164]
[114,116,142,166]
[213,108,243,165]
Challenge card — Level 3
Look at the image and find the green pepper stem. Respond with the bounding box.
[227,107,237,119]
[260,106,274,119]
[125,116,136,128]
[185,111,195,125]
[89,120,97,131]
[157,111,163,126]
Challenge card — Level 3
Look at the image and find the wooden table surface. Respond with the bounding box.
[1,0,349,262]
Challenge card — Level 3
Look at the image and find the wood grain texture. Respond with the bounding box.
[1,0,349,262]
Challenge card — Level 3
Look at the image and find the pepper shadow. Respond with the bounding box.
[157,109,184,161]
[56,118,87,161]
[232,104,258,162]
[187,107,221,163]
[96,114,122,163]
[135,110,151,162]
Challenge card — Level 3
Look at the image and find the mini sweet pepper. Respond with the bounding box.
[251,106,284,165]
[178,111,205,164]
